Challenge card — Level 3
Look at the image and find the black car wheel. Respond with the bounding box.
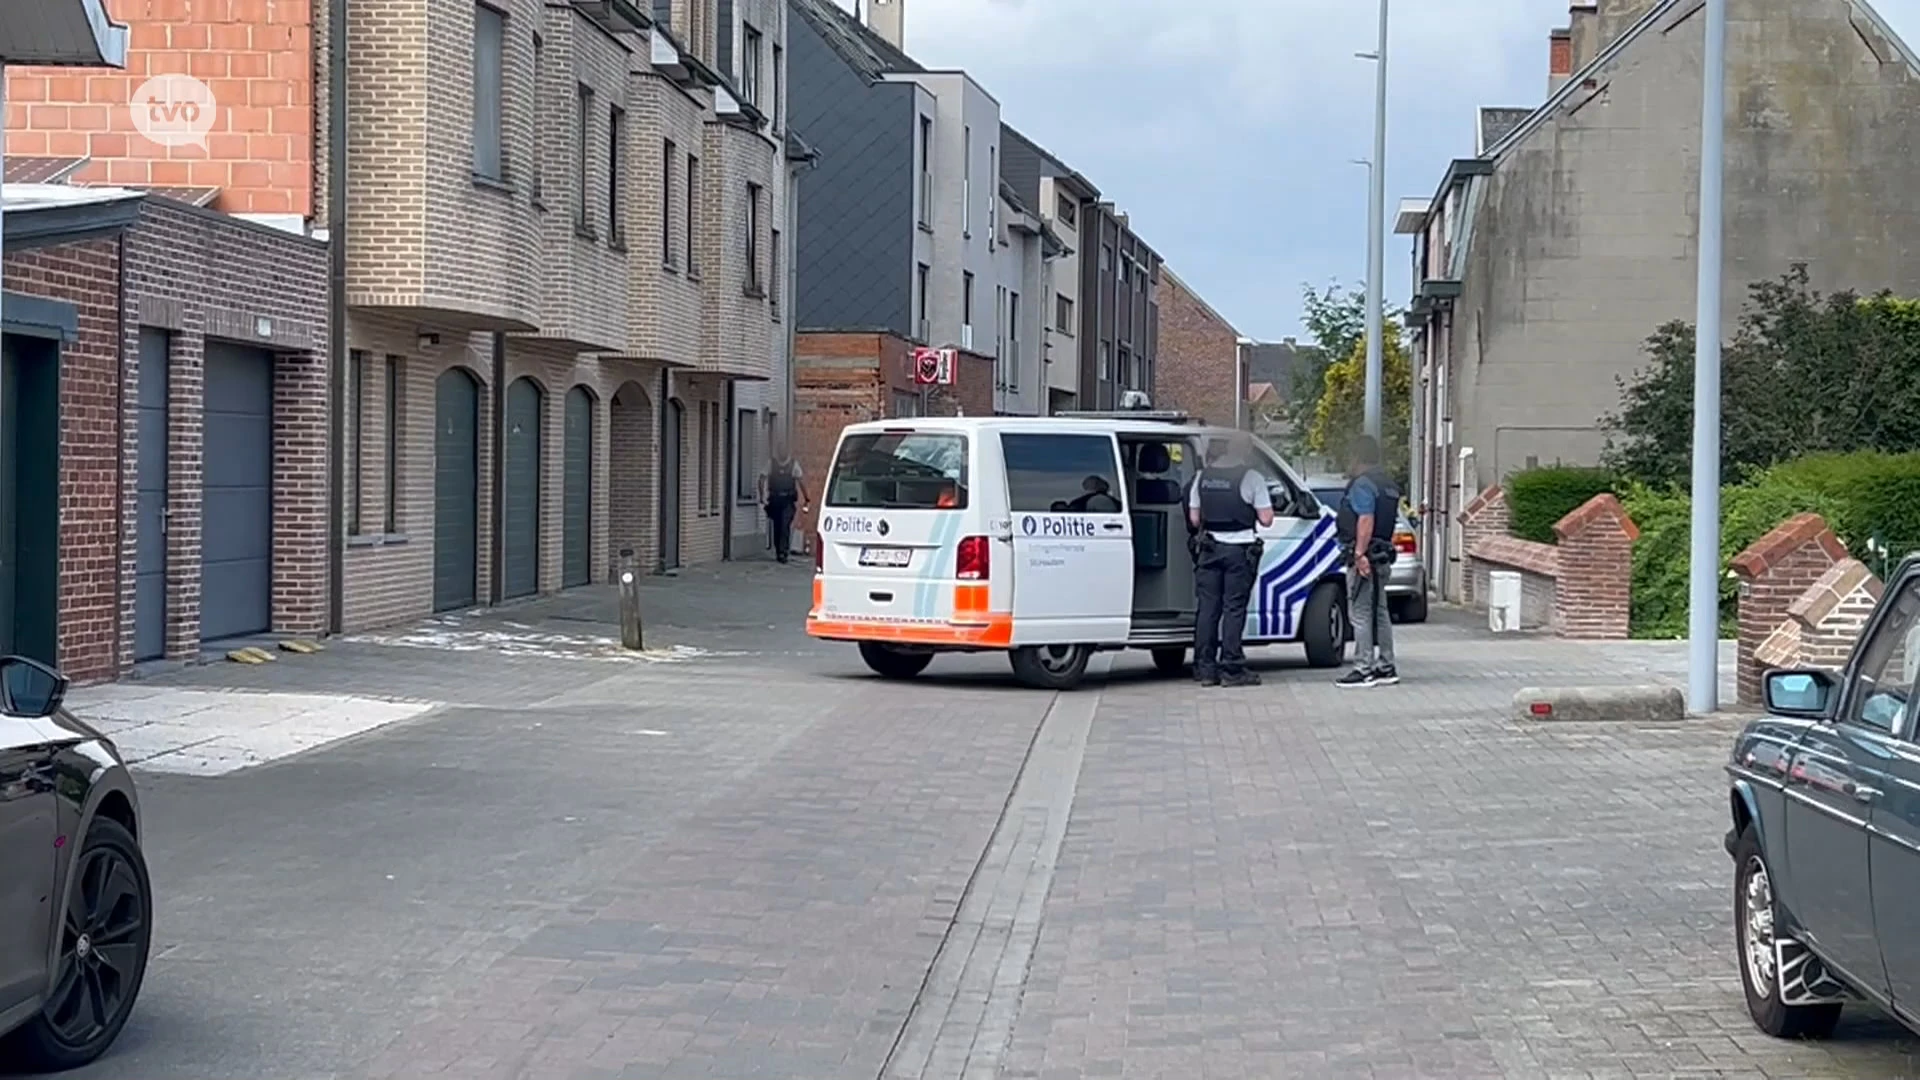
[1300,581,1348,669]
[2,818,152,1071]
[858,643,933,680]
[1010,645,1090,690]
[1150,648,1187,676]
[1732,823,1841,1040]
[1392,592,1429,624]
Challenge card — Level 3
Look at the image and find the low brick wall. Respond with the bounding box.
[1731,513,1851,704]
[1753,557,1881,676]
[1458,487,1637,639]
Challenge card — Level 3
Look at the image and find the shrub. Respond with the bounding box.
[1768,452,1920,567]
[1506,465,1618,544]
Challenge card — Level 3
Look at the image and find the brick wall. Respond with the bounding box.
[1462,490,1636,640]
[6,0,315,217]
[1153,268,1239,426]
[122,199,331,663]
[1732,513,1851,704]
[1457,485,1510,608]
[1754,558,1882,676]
[7,239,124,682]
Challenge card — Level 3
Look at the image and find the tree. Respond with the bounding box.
[1274,284,1367,459]
[1603,265,1920,485]
[1307,322,1413,481]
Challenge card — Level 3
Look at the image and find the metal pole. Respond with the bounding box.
[1363,0,1388,439]
[1687,0,1727,714]
[617,548,644,650]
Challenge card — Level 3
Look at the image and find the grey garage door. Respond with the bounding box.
[201,343,273,642]
[503,377,542,600]
[563,386,592,588]
[135,329,169,660]
[433,369,479,612]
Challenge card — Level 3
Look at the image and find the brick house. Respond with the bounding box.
[12,0,800,642]
[1153,266,1242,427]
[2,185,329,682]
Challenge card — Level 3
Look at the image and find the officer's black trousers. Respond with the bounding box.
[1194,541,1257,676]
[766,498,797,561]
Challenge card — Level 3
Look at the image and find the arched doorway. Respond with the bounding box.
[562,385,594,588]
[660,398,683,571]
[502,376,543,599]
[433,368,480,612]
[608,382,653,573]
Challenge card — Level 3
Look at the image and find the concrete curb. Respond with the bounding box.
[1513,684,1688,723]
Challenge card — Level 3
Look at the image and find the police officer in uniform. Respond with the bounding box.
[1335,434,1401,687]
[1186,432,1274,687]
[759,435,810,563]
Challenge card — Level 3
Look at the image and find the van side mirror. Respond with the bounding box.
[1764,669,1837,720]
[0,656,68,718]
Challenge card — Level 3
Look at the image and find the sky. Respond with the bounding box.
[832,0,1920,344]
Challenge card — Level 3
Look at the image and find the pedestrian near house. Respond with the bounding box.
[760,437,810,564]
[1336,434,1401,687]
[1187,432,1274,688]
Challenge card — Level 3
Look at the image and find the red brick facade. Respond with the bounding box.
[4,195,329,682]
[1153,268,1240,426]
[1459,487,1637,640]
[1731,513,1850,704]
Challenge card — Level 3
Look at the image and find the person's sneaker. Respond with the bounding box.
[1370,666,1400,686]
[1221,670,1263,688]
[1335,668,1378,689]
[1195,669,1221,687]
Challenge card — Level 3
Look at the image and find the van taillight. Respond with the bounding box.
[1393,531,1417,555]
[814,533,823,573]
[957,536,989,581]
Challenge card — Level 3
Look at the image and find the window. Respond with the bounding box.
[606,105,626,245]
[962,125,972,236]
[741,23,763,107]
[1007,291,1020,389]
[770,228,782,318]
[1057,194,1076,227]
[1055,294,1074,334]
[529,34,544,202]
[918,116,933,227]
[1119,256,1129,284]
[661,139,676,266]
[916,263,930,339]
[1101,243,1112,271]
[962,271,974,334]
[994,285,1005,362]
[685,154,699,275]
[889,391,920,418]
[348,350,366,534]
[1099,342,1111,380]
[735,408,757,501]
[1000,433,1123,514]
[698,402,713,512]
[1843,580,1920,731]
[826,432,968,510]
[472,3,506,182]
[772,44,783,128]
[745,182,762,294]
[988,146,997,239]
[574,84,594,234]
[383,357,402,533]
[1117,345,1131,389]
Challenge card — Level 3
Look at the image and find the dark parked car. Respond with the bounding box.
[1727,556,1920,1040]
[0,657,150,1070]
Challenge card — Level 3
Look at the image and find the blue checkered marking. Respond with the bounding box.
[1254,517,1342,639]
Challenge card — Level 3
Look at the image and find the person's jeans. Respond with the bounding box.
[767,499,796,560]
[1194,541,1257,676]
[1348,564,1395,671]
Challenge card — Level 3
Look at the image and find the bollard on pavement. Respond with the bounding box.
[617,548,644,651]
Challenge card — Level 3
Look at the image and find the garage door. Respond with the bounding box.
[433,369,479,612]
[135,329,169,660]
[563,386,592,588]
[201,343,273,641]
[502,377,542,600]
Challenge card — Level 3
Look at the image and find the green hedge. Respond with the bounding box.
[1506,466,1618,543]
[1768,452,1920,565]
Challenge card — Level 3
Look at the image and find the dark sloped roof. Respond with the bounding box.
[1001,124,1099,200]
[787,0,921,80]
[1477,107,1530,154]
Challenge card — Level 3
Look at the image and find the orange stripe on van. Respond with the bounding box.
[807,611,1013,648]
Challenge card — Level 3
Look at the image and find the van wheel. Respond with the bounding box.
[1150,648,1187,676]
[1010,645,1090,690]
[1301,581,1349,668]
[859,643,932,680]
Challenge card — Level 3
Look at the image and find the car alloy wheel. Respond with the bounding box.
[1034,645,1079,675]
[1742,855,1778,1000]
[46,844,148,1049]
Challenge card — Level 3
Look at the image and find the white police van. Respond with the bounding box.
[807,410,1350,689]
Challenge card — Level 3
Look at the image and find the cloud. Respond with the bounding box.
[823,0,1920,340]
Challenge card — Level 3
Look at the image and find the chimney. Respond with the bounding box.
[1548,28,1572,92]
[868,0,904,50]
[1567,0,1599,72]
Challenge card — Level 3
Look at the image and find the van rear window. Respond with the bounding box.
[825,432,969,509]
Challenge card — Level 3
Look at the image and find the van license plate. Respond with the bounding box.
[859,547,912,568]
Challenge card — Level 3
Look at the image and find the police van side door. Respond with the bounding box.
[1002,430,1134,644]
[1246,446,1341,641]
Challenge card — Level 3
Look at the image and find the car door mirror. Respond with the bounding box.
[1764,669,1838,720]
[0,656,68,718]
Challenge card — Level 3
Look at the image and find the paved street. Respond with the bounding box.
[26,563,1920,1078]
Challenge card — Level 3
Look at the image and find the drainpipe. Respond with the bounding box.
[489,331,506,604]
[325,0,348,634]
[722,379,734,560]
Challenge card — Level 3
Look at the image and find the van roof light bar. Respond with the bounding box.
[1055,410,1195,424]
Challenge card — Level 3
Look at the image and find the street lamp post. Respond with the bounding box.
[1687,0,1728,714]
[1359,0,1389,440]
